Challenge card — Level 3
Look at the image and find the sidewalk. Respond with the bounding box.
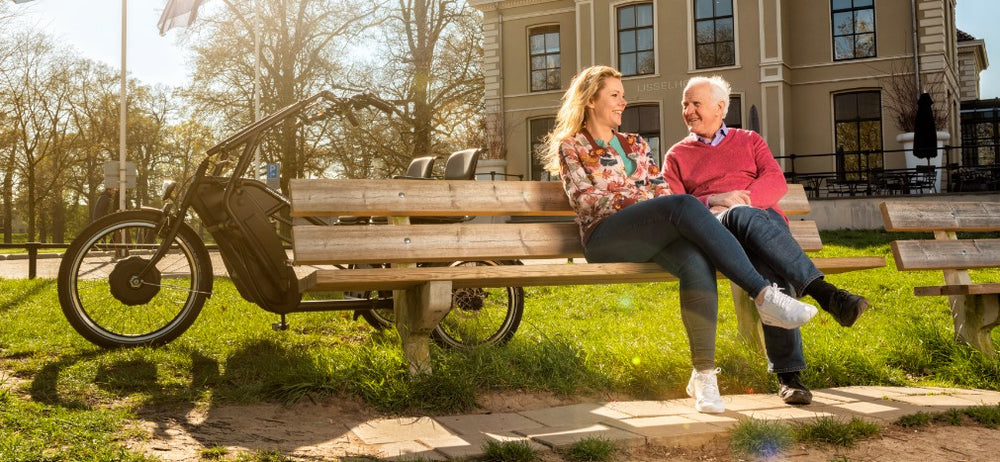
[346,386,1000,460]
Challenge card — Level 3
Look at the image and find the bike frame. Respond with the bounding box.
[137,92,391,319]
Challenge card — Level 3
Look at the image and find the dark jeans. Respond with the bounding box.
[583,195,773,370]
[717,206,820,373]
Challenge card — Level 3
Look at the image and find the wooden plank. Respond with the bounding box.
[300,256,885,292]
[290,179,575,217]
[880,201,1000,232]
[788,220,822,251]
[293,222,584,265]
[781,183,810,215]
[914,283,1000,296]
[290,179,811,218]
[890,239,1000,271]
[292,220,825,265]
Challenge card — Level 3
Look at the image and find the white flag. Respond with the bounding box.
[158,0,206,36]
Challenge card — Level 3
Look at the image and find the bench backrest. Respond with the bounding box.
[880,201,1000,271]
[290,180,819,265]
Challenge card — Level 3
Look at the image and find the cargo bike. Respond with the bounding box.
[56,92,524,350]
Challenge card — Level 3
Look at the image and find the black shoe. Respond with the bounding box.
[777,372,812,405]
[827,289,870,327]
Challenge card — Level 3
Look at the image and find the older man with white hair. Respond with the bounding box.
[663,75,870,406]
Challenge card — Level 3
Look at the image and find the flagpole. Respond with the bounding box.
[119,0,127,210]
[254,0,262,178]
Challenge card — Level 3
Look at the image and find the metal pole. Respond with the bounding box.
[254,0,262,178]
[119,0,128,210]
[911,0,920,92]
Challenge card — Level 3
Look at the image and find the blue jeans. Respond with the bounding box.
[717,206,819,373]
[583,195,774,371]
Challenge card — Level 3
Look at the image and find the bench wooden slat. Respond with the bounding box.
[292,219,824,265]
[914,283,1000,296]
[299,256,885,292]
[881,201,1000,232]
[289,179,812,217]
[889,239,1000,271]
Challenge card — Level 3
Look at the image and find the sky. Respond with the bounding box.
[7,0,1000,98]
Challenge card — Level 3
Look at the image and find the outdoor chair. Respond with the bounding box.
[395,155,438,179]
[910,165,937,194]
[442,148,481,180]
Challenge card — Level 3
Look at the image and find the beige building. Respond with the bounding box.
[470,0,989,189]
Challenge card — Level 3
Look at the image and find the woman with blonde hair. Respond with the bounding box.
[544,65,817,413]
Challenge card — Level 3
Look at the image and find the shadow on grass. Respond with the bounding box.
[30,351,103,407]
[0,278,54,313]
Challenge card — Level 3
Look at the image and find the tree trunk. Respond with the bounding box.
[1,148,13,244]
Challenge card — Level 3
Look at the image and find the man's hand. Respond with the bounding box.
[707,190,751,208]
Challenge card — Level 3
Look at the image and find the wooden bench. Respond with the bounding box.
[289,180,885,373]
[880,201,1000,355]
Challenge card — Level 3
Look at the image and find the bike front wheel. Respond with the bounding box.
[57,210,213,348]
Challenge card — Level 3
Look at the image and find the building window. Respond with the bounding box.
[529,117,556,180]
[834,91,883,181]
[832,0,876,61]
[724,95,742,129]
[694,0,735,69]
[618,3,655,76]
[621,104,660,163]
[529,26,560,92]
[960,101,999,167]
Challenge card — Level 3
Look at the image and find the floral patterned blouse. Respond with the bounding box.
[558,130,672,242]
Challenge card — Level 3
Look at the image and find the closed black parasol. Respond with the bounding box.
[912,92,938,163]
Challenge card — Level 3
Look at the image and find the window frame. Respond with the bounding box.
[724,94,743,130]
[528,117,557,181]
[692,0,736,70]
[616,2,656,77]
[528,25,562,92]
[620,103,662,164]
[961,104,1000,167]
[832,90,884,182]
[831,0,877,62]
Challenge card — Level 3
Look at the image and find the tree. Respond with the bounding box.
[185,0,379,192]
[0,31,77,242]
[345,0,485,173]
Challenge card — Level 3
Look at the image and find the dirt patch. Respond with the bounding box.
[126,391,1000,461]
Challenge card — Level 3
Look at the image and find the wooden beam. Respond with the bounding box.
[881,201,1000,232]
[290,179,813,218]
[300,257,885,292]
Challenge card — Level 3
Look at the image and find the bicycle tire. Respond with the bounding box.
[57,210,213,348]
[355,260,524,348]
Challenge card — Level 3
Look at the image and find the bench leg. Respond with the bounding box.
[730,281,766,354]
[394,281,453,375]
[943,265,999,355]
[951,294,1000,356]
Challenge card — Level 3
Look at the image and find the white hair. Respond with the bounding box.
[684,75,731,117]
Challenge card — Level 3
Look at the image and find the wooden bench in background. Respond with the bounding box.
[881,201,1000,355]
[289,180,885,373]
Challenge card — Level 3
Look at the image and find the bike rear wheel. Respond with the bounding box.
[57,210,213,348]
[354,260,524,348]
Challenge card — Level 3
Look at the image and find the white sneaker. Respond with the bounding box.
[686,368,725,413]
[756,283,818,329]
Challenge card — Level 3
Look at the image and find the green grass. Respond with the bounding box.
[729,418,796,459]
[560,437,618,462]
[895,404,1000,429]
[1,230,999,459]
[793,416,881,447]
[481,440,539,462]
[731,416,881,459]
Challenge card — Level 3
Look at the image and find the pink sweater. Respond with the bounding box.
[662,129,789,218]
